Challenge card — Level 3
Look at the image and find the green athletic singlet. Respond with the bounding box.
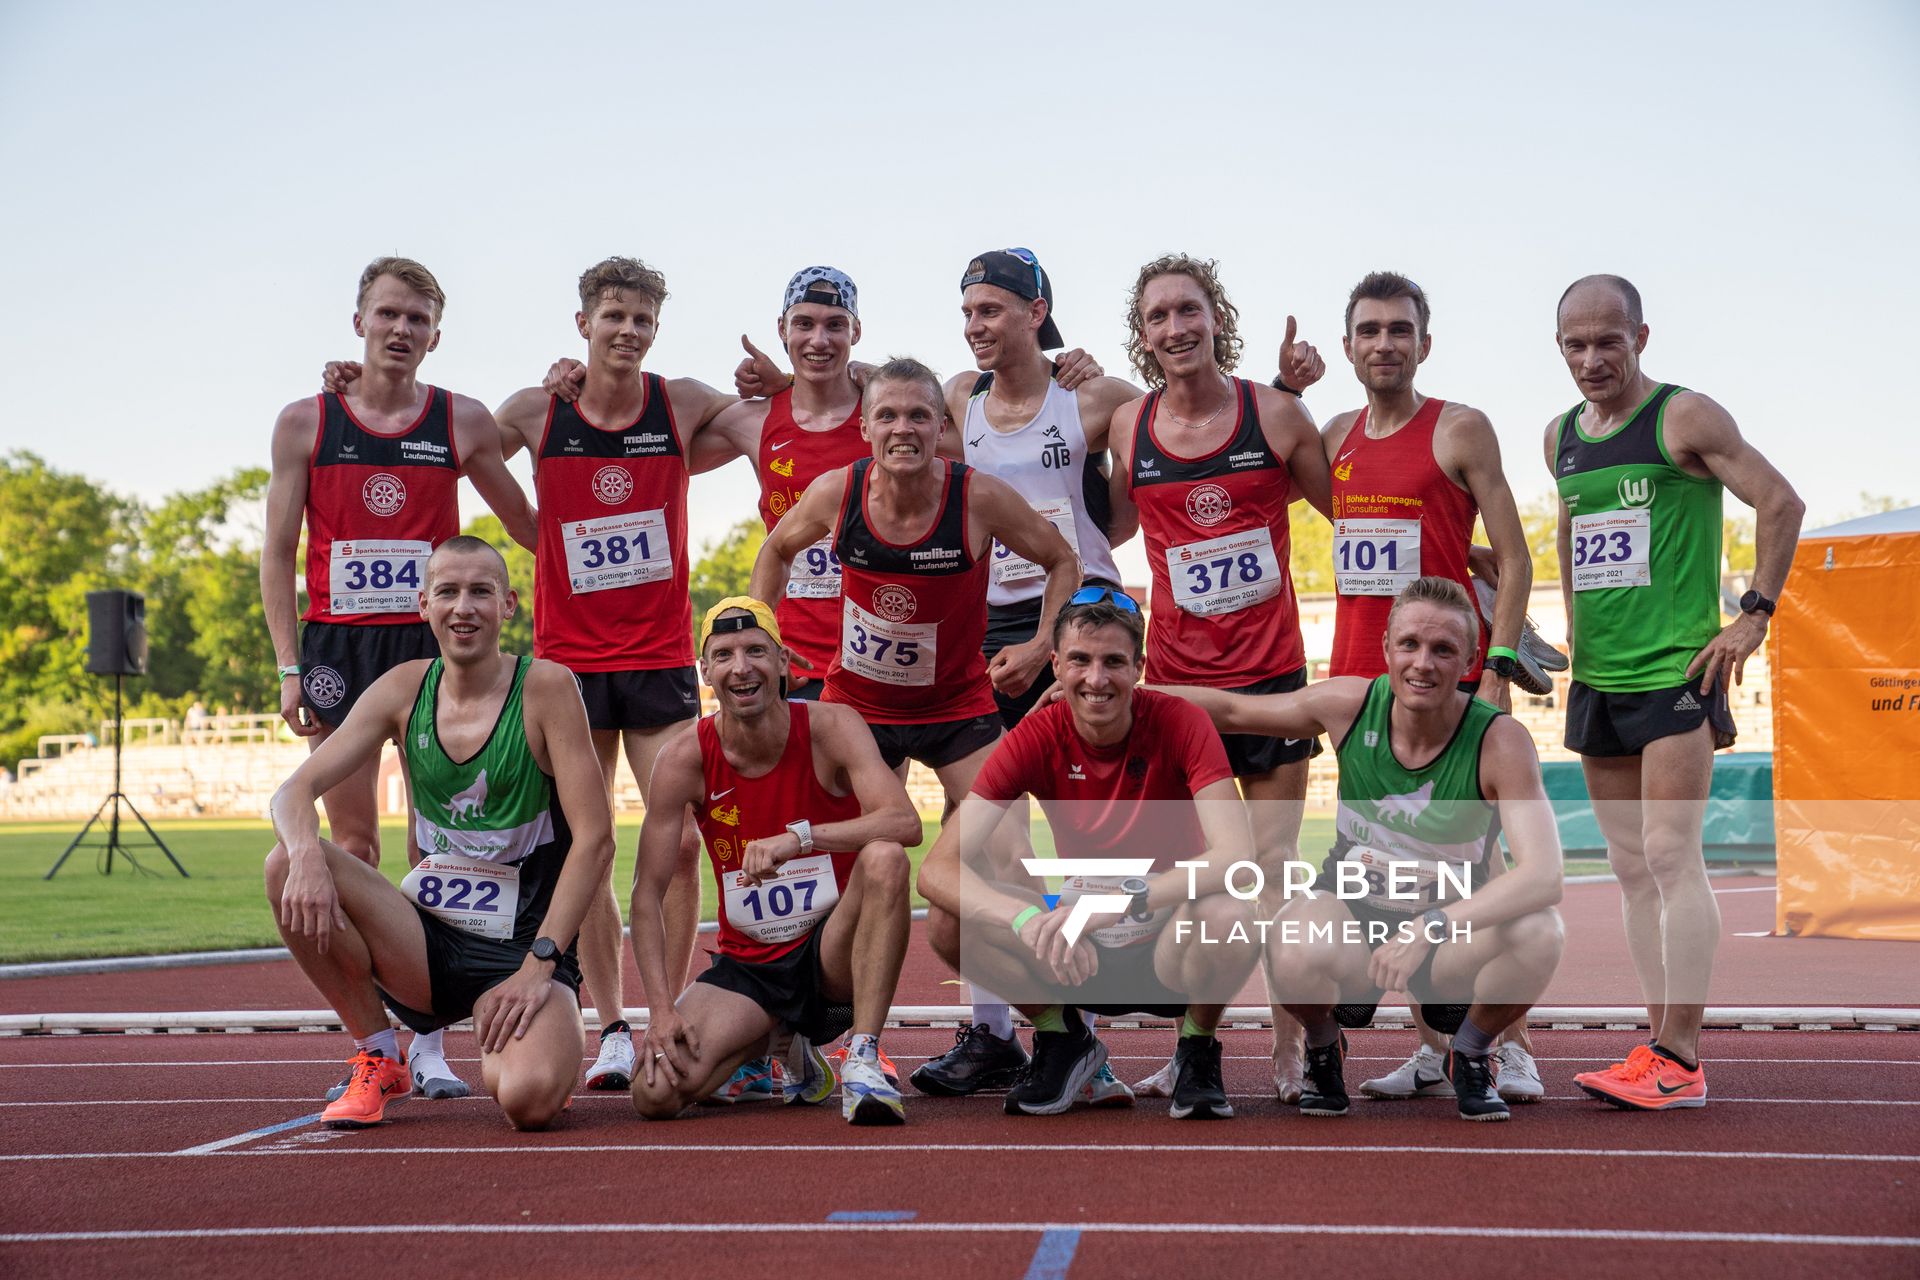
[1329,676,1504,913]
[1553,383,1723,691]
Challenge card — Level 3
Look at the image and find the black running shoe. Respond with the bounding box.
[1445,1049,1511,1122]
[1298,1033,1350,1117]
[1168,1035,1233,1120]
[909,1024,1029,1097]
[1003,1021,1107,1117]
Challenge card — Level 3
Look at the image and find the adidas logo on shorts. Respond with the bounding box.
[1673,690,1702,712]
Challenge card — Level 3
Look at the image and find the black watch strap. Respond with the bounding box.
[1485,654,1520,679]
[531,937,561,964]
[1270,375,1302,396]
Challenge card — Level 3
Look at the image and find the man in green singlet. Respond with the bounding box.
[1548,275,1803,1109]
[266,536,616,1131]
[1158,576,1566,1122]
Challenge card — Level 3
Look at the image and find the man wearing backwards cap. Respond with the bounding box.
[630,597,921,1125]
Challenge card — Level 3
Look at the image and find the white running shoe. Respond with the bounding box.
[1359,1043,1455,1099]
[1495,1043,1545,1103]
[1132,1055,1176,1098]
[584,1027,637,1091]
[841,1052,906,1125]
[1083,1060,1136,1108]
[782,1035,837,1106]
[408,1044,472,1100]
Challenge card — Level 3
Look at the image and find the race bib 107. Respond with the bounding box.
[722,853,841,945]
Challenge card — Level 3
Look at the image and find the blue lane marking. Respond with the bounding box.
[1023,1228,1081,1279]
[826,1211,918,1223]
[176,1111,325,1155]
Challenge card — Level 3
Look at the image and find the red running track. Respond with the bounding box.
[0,1025,1916,1279]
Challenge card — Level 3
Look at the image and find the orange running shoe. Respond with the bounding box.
[322,1050,412,1128]
[1575,1043,1707,1110]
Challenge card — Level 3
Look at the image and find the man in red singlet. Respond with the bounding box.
[265,257,537,1101]
[1104,253,1333,1100]
[630,599,919,1125]
[750,357,1079,807]
[1318,270,1545,1105]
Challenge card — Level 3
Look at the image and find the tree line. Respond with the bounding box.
[0,447,1886,771]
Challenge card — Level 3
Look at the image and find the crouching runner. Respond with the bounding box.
[631,598,920,1125]
[1162,576,1565,1122]
[267,536,614,1131]
[918,587,1261,1118]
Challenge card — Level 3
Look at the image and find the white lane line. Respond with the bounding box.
[172,1112,322,1156]
[4,1054,1918,1069]
[0,1221,1913,1248]
[6,1143,1913,1164]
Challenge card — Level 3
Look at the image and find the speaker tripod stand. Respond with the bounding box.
[45,672,188,879]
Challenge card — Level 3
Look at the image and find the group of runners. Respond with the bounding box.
[261,249,1804,1133]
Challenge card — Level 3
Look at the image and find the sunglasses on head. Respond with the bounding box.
[1068,584,1140,613]
[1004,246,1044,296]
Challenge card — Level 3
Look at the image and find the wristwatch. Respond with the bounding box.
[1419,908,1449,942]
[1739,589,1776,618]
[1269,375,1303,396]
[1123,876,1152,921]
[785,819,814,858]
[1484,654,1520,680]
[530,937,562,965]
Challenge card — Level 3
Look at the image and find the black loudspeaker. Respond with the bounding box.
[86,590,148,677]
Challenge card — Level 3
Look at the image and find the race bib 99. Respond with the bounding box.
[787,535,843,600]
[329,539,430,614]
[992,498,1080,587]
[1334,519,1420,596]
[562,509,672,594]
[400,853,520,941]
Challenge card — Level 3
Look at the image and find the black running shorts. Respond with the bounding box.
[299,621,439,729]
[1564,673,1736,757]
[574,666,701,732]
[1074,934,1190,1020]
[696,925,853,1044]
[1220,667,1322,777]
[867,713,1002,772]
[379,910,583,1035]
[1308,878,1469,1035]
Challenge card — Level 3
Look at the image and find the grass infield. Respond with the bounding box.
[0,816,1613,964]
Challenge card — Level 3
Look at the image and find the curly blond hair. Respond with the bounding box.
[1124,254,1244,387]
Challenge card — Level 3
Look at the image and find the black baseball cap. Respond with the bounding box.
[960,247,1063,350]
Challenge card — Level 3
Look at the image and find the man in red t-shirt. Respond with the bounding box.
[630,599,921,1125]
[917,588,1261,1117]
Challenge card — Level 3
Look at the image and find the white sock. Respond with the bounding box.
[353,1028,399,1060]
[847,1033,880,1062]
[971,987,1014,1040]
[410,1028,446,1064]
[1083,1009,1099,1031]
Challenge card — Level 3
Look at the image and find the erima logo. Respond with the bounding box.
[1020,857,1155,947]
[1137,457,1157,470]
[1674,690,1702,712]
[1068,763,1086,781]
[1618,475,1656,507]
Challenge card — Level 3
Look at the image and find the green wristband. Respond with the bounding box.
[1011,906,1043,937]
[277,664,302,680]
[1485,647,1519,662]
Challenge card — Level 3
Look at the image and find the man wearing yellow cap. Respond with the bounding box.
[629,599,923,1124]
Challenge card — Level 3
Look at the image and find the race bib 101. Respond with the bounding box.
[841,599,936,686]
[329,539,430,614]
[722,853,841,945]
[562,509,672,594]
[1166,527,1282,617]
[400,853,520,941]
[1334,518,1420,596]
[787,535,843,600]
[992,498,1080,587]
[1569,509,1650,592]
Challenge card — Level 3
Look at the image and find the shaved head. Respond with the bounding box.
[427,535,510,590]
[1557,274,1644,330]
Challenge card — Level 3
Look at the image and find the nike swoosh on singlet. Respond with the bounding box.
[770,439,794,452]
[1336,448,1358,464]
[709,787,736,801]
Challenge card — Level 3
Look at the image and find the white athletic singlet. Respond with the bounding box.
[964,378,1122,608]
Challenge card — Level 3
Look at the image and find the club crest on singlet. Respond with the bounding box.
[592,465,634,505]
[361,473,406,517]
[871,584,917,621]
[1186,483,1232,527]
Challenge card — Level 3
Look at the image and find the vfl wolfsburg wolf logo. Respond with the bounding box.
[446,769,489,823]
[1375,779,1435,827]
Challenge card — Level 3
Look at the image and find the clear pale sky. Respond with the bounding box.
[2,1,1914,578]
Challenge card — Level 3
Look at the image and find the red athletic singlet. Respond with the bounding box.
[533,375,693,672]
[1328,399,1483,679]
[1129,379,1304,685]
[302,388,461,626]
[756,389,869,681]
[694,702,863,964]
[825,458,997,724]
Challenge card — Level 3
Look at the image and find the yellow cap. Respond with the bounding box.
[698,596,784,652]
